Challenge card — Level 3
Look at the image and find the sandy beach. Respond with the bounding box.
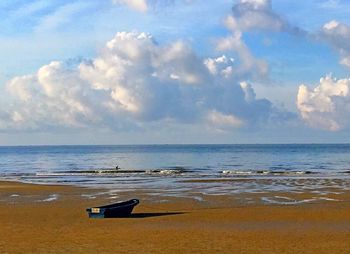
[0,181,350,254]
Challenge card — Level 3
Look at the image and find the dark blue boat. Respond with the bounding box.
[86,199,139,218]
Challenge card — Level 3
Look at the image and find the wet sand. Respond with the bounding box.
[0,181,350,253]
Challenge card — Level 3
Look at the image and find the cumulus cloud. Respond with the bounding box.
[215,0,303,82]
[4,61,106,130]
[230,0,302,34]
[0,31,284,132]
[216,28,268,79]
[321,20,350,68]
[297,75,350,131]
[225,0,350,83]
[79,32,209,122]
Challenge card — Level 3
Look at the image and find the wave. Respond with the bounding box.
[35,168,189,177]
[219,170,317,176]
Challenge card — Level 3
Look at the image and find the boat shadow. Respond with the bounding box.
[128,212,185,218]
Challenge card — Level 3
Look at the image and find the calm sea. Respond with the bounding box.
[1,144,350,197]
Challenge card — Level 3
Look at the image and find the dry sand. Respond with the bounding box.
[0,181,350,254]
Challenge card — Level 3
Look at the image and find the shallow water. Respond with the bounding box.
[1,144,350,199]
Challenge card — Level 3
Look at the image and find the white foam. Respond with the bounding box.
[261,196,316,205]
[81,194,96,199]
[317,197,340,202]
[221,170,253,175]
[40,194,59,202]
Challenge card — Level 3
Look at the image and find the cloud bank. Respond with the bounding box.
[0,32,284,132]
[5,0,350,136]
[225,1,350,133]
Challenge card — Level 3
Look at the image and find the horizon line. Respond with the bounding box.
[1,143,350,147]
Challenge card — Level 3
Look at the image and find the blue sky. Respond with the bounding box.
[1,0,350,145]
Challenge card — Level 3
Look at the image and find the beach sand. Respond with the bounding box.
[0,181,350,253]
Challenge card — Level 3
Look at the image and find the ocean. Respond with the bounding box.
[1,144,350,201]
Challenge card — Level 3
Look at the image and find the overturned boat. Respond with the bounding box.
[86,199,139,218]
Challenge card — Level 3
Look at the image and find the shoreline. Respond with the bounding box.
[1,181,350,253]
[3,174,350,206]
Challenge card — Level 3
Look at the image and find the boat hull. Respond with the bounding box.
[86,199,139,218]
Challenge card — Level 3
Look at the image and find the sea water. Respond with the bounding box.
[1,144,350,198]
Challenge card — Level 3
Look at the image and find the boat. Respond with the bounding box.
[86,199,139,218]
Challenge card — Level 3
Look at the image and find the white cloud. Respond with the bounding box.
[320,0,341,9]
[297,75,350,131]
[229,0,301,34]
[204,55,234,77]
[111,0,193,12]
[112,0,148,12]
[321,20,350,68]
[79,32,209,122]
[214,0,303,82]
[5,61,104,130]
[0,31,287,132]
[215,0,306,76]
[240,81,256,102]
[207,110,244,129]
[35,1,94,32]
[216,28,268,79]
[10,0,52,17]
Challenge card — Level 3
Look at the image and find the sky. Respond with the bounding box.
[1,0,350,145]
